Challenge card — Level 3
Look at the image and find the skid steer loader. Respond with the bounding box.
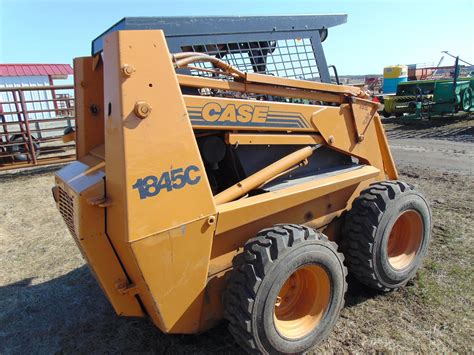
[52,16,431,354]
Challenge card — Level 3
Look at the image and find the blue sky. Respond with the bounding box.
[0,0,473,75]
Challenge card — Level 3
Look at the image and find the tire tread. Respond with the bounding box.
[223,224,347,354]
[342,180,415,291]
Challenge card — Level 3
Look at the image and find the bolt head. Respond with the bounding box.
[134,101,152,119]
[122,64,135,77]
[328,135,335,144]
[89,104,100,116]
[207,216,216,225]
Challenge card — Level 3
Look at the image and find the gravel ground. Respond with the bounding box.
[0,117,473,353]
[385,117,473,175]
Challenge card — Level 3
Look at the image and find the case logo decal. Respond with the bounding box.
[187,102,309,128]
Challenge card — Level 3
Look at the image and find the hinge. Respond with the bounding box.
[87,195,112,207]
[116,281,139,296]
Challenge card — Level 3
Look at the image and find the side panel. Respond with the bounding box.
[201,177,375,329]
[103,30,216,332]
[73,57,104,159]
[130,217,216,332]
[215,165,380,235]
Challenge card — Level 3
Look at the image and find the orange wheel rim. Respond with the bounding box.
[387,210,423,270]
[273,265,330,339]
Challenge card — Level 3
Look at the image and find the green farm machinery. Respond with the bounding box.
[382,59,473,119]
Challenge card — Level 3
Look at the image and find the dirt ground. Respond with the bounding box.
[0,117,473,353]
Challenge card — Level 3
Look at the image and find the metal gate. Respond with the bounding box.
[0,85,76,170]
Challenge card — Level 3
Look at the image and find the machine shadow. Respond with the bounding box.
[343,275,385,308]
[0,266,385,353]
[0,266,238,354]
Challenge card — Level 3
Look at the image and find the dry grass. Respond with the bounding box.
[318,165,474,353]
[1,135,473,353]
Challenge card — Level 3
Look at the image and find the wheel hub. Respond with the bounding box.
[273,265,330,340]
[387,210,423,270]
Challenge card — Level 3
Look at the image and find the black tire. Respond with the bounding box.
[382,109,391,118]
[8,134,40,161]
[224,224,347,354]
[342,181,431,291]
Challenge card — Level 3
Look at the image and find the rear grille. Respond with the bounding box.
[58,186,77,239]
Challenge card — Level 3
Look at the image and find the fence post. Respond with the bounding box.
[12,90,30,160]
[12,90,26,138]
[0,97,10,145]
[18,90,38,165]
[0,112,9,146]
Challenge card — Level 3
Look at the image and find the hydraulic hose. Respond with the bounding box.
[172,52,246,79]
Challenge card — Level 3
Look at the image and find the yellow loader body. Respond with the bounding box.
[54,29,398,335]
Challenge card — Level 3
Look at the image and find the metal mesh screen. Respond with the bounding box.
[181,38,319,81]
[58,186,77,239]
